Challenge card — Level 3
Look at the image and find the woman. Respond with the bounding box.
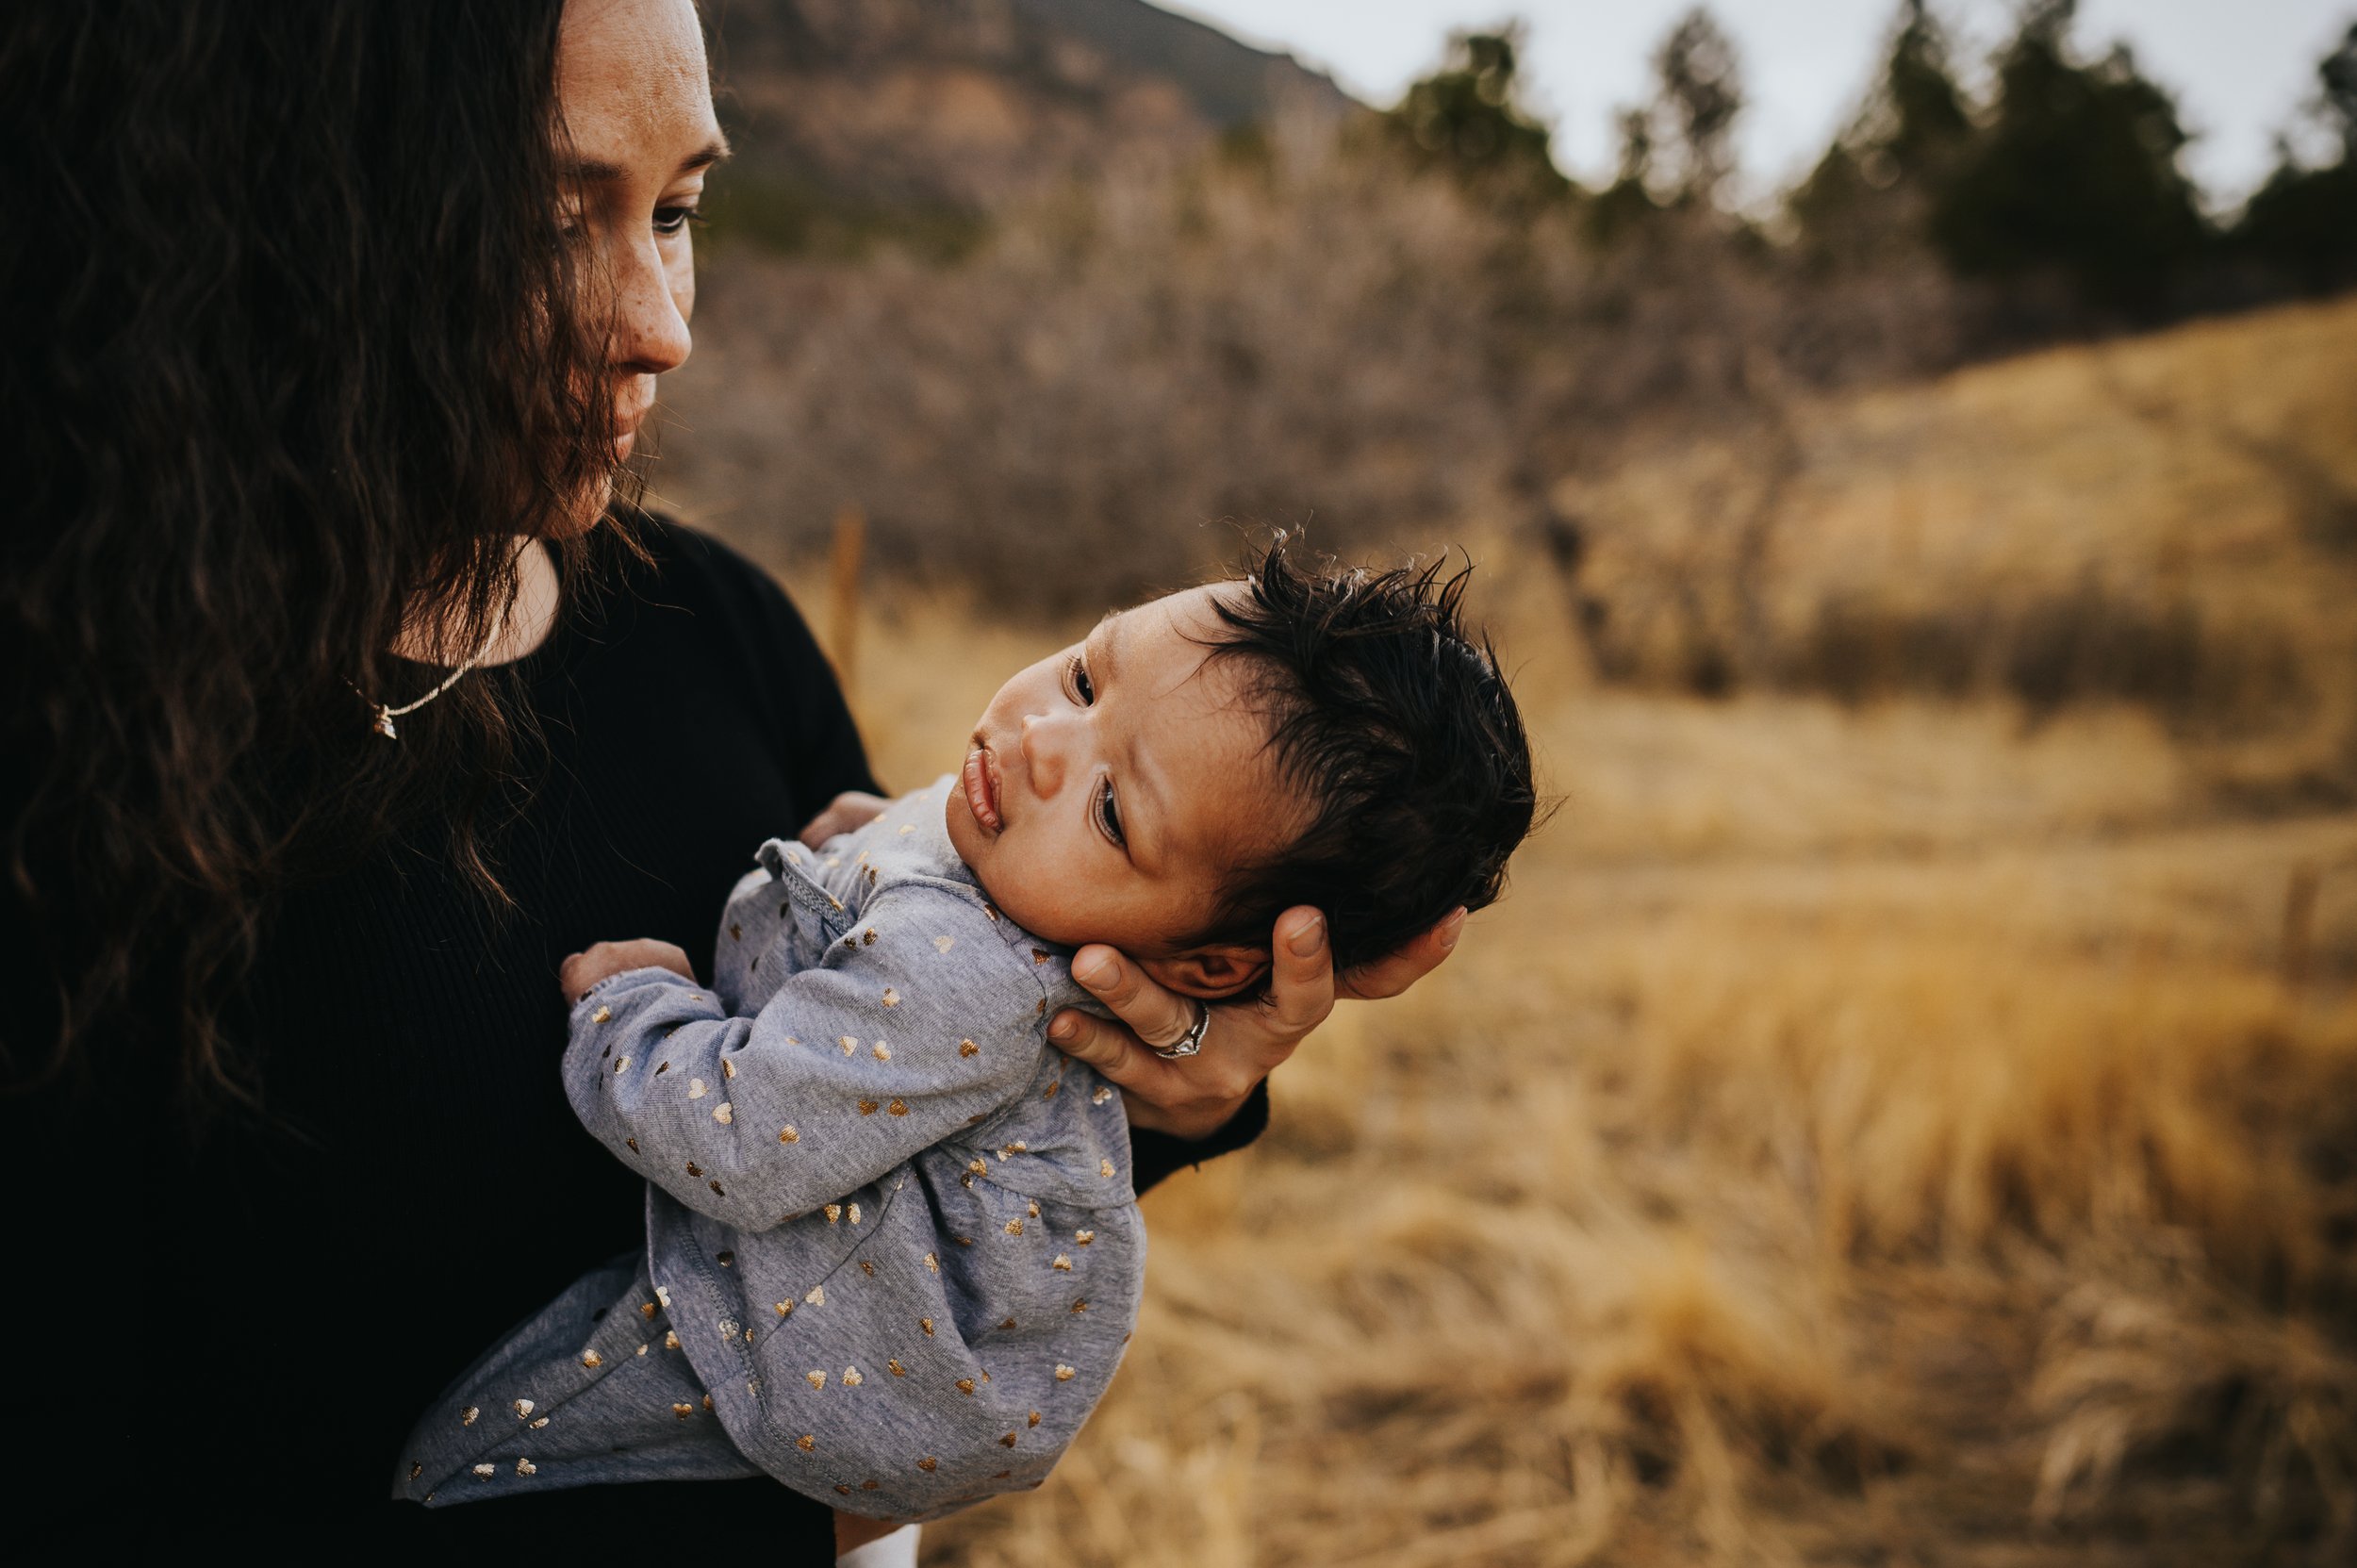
[1,0,1459,1552]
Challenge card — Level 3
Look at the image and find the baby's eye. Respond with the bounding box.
[1066,653,1096,706]
[1095,775,1125,848]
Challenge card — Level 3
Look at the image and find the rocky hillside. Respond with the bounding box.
[700,0,1351,233]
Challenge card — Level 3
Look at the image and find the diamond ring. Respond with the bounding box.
[1151,1000,1212,1061]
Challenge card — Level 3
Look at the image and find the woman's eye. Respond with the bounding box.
[1067,654,1096,706]
[1096,775,1125,847]
[652,205,705,238]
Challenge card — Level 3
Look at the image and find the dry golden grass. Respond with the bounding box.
[667,301,2357,1564]
[1560,297,2357,790]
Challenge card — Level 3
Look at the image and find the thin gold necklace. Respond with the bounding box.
[351,613,505,740]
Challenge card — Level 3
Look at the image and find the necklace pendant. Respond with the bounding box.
[371,705,398,740]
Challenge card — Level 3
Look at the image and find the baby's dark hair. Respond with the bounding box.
[1190,539,1539,978]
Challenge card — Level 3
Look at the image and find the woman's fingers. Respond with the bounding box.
[1337,907,1466,1002]
[1049,947,1215,1134]
[1047,909,1471,1140]
[1069,946,1200,1050]
[1049,914,1338,1139]
[1045,1007,1258,1137]
[1045,1007,1167,1097]
[1052,947,1254,1138]
[1260,907,1338,1038]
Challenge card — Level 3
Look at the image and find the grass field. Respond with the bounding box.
[675,299,2357,1564]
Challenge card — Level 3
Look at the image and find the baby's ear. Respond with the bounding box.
[1138,943,1271,1000]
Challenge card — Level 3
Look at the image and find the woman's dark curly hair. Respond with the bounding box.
[2,1,620,1109]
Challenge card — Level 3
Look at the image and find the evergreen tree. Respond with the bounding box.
[1880,0,1973,173]
[1383,26,1570,210]
[1654,8,1745,206]
[1927,0,2207,319]
[1590,7,1746,243]
[1589,107,1663,244]
[2231,24,2357,294]
[1791,0,1973,258]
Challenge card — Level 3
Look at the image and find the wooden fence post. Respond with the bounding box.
[828,503,865,696]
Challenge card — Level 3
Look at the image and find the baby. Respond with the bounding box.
[394,542,1538,1525]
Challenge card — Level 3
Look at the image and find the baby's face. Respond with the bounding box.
[945,585,1303,966]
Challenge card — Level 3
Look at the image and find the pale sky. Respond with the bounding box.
[1162,1,2353,208]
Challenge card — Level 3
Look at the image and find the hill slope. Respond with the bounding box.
[701,0,1351,221]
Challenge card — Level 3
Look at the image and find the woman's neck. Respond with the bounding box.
[389,535,561,668]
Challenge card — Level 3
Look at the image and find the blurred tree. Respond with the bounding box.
[1382,25,1571,211]
[2334,18,2357,133]
[1654,8,1745,206]
[1880,0,1974,171]
[2230,24,2357,295]
[1588,107,1664,243]
[1927,0,2208,320]
[1589,8,1745,243]
[1791,0,1974,263]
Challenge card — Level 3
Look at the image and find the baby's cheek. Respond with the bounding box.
[986,852,1119,949]
[985,860,1083,945]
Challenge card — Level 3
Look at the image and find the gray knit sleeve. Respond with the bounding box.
[563,882,1047,1233]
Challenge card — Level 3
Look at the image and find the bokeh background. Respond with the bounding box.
[651,3,2357,1561]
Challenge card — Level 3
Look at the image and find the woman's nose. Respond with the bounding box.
[1019,711,1068,798]
[608,236,691,377]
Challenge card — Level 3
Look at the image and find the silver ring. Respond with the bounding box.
[1151,1001,1211,1061]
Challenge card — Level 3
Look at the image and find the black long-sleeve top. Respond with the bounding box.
[3,518,1262,1552]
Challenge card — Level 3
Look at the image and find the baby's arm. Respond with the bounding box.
[562,885,1045,1231]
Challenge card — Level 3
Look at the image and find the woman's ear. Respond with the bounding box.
[1137,943,1272,1000]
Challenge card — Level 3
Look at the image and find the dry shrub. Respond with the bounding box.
[654,113,1953,621]
[1788,584,2313,733]
[2030,1253,2357,1551]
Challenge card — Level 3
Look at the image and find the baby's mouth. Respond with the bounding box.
[963,739,1004,834]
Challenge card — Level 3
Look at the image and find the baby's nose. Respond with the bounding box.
[1020,711,1065,797]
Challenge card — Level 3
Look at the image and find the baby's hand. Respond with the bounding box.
[798,789,891,849]
[560,939,695,1004]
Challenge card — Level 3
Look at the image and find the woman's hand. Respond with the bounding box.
[798,789,892,849]
[1048,904,1468,1140]
[559,938,695,1004]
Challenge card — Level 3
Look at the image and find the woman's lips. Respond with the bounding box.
[963,741,1003,834]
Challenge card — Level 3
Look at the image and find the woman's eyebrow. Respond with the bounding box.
[561,139,731,186]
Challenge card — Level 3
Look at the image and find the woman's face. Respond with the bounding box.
[555,0,724,529]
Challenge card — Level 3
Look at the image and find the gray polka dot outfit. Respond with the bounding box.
[394,782,1143,1520]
